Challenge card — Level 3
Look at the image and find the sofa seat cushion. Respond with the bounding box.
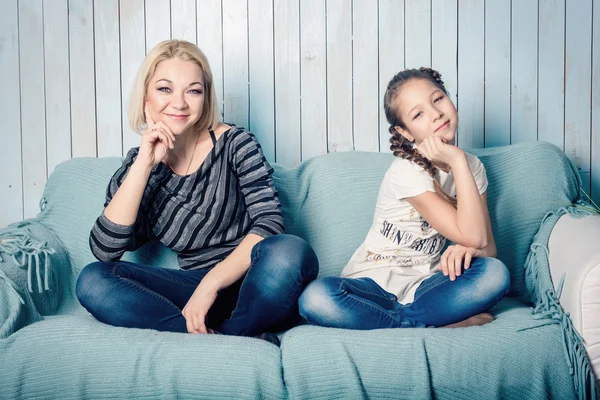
[0,314,286,399]
[280,298,576,399]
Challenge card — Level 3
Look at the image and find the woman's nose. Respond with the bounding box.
[171,93,188,109]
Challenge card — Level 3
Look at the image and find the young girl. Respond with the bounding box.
[298,68,510,329]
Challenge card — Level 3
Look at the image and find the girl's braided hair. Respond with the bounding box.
[383,67,457,207]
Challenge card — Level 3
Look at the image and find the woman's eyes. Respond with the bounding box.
[434,96,444,103]
[156,87,203,95]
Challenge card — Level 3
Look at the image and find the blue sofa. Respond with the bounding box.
[0,142,598,399]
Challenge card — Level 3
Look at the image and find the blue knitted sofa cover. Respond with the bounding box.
[0,142,597,399]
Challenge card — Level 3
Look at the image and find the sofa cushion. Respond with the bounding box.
[279,298,576,399]
[0,313,286,399]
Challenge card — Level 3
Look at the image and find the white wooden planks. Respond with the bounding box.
[300,0,327,160]
[4,0,600,226]
[222,0,249,128]
[19,0,46,219]
[511,0,538,144]
[326,0,353,153]
[538,0,565,150]
[565,0,593,194]
[274,0,301,166]
[378,0,405,152]
[0,0,23,226]
[145,0,171,51]
[352,0,379,152]
[44,0,71,173]
[171,0,197,43]
[95,0,122,158]
[404,0,430,69]
[248,0,276,162]
[484,0,511,147]
[120,0,146,154]
[457,0,484,149]
[591,0,600,205]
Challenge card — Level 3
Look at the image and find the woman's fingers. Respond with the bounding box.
[156,121,176,143]
[197,318,208,334]
[144,104,155,127]
[146,128,173,149]
[183,310,197,334]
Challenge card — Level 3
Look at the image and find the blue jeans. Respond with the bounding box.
[298,257,510,329]
[76,234,319,336]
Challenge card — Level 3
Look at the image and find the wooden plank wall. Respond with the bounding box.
[1,0,599,227]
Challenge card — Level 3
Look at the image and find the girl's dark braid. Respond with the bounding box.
[384,67,457,207]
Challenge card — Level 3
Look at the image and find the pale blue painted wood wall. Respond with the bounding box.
[1,0,599,227]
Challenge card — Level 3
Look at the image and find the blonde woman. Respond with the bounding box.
[76,40,318,344]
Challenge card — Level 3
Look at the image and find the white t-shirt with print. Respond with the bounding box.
[340,152,488,304]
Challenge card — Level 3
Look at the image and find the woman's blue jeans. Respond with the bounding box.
[76,234,319,336]
[298,257,510,329]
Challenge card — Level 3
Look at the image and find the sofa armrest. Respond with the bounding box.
[0,220,72,319]
[548,213,600,382]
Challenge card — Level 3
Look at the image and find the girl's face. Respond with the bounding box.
[145,57,205,135]
[393,78,458,145]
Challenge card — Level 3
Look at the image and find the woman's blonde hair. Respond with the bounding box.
[128,39,219,133]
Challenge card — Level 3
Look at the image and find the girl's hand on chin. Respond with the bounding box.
[416,136,464,166]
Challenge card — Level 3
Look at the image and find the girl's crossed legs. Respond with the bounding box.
[298,257,510,329]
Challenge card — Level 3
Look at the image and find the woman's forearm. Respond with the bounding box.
[104,160,152,226]
[200,233,264,293]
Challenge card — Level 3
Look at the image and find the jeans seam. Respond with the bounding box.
[114,262,201,288]
[340,279,397,304]
[110,265,183,314]
[228,242,261,313]
[341,289,403,325]
[413,272,452,303]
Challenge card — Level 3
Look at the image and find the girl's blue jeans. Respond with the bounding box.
[298,257,510,329]
[76,234,319,336]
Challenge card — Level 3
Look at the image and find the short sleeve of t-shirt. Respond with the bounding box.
[466,153,489,195]
[386,158,436,200]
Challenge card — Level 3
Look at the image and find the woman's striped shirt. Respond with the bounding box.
[89,125,284,269]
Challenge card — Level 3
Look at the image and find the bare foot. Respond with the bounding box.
[442,313,494,328]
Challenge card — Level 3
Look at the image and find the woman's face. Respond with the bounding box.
[394,78,458,145]
[145,57,205,135]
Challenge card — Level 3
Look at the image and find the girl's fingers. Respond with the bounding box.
[448,253,456,281]
[440,251,448,275]
[455,252,463,277]
[464,252,473,270]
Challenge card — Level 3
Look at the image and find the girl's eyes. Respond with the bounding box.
[434,96,444,103]
[157,87,170,93]
[413,111,423,120]
[189,89,203,95]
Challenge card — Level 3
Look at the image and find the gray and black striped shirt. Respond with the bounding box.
[89,125,284,269]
